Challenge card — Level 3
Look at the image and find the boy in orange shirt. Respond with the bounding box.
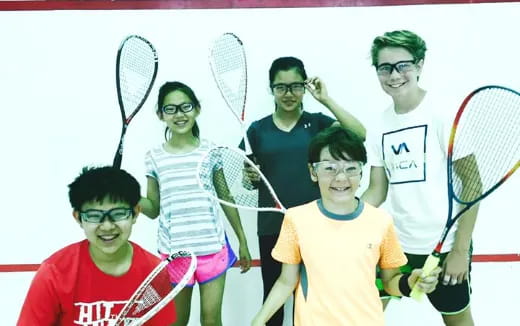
[252,126,441,326]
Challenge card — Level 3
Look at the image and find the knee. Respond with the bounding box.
[200,315,221,326]
[442,308,474,326]
[200,307,223,326]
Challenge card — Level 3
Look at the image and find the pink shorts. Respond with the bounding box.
[160,238,237,287]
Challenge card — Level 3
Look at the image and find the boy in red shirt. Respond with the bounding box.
[18,166,176,325]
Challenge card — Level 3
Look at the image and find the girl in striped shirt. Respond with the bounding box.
[140,81,251,326]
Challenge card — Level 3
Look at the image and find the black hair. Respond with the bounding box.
[269,56,308,86]
[68,166,140,211]
[156,81,201,140]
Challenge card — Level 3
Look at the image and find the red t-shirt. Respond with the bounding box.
[18,240,176,325]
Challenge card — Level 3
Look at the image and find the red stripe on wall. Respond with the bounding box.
[1,254,519,272]
[0,0,519,11]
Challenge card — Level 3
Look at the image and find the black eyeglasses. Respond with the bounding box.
[376,60,416,76]
[79,207,133,224]
[162,103,195,115]
[271,82,306,95]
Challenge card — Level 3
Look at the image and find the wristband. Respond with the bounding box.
[398,273,411,297]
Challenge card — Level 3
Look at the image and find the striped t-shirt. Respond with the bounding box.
[145,139,226,256]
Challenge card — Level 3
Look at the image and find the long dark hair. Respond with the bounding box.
[156,81,201,140]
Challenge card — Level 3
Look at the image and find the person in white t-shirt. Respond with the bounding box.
[362,30,477,326]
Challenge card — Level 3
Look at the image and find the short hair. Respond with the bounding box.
[68,166,140,211]
[370,30,427,66]
[308,126,367,164]
[269,56,308,86]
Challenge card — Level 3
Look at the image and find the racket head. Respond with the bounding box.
[448,85,520,206]
[113,250,196,326]
[113,34,158,168]
[197,146,286,213]
[209,33,248,122]
[116,35,159,121]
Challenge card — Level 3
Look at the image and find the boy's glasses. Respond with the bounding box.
[376,60,416,76]
[312,161,362,177]
[271,82,306,95]
[79,207,133,224]
[162,103,195,115]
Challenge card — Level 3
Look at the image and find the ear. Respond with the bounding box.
[131,205,141,224]
[72,210,82,226]
[308,163,318,182]
[156,110,164,121]
[416,59,424,74]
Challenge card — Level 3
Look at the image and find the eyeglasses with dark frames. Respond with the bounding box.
[161,103,195,115]
[79,207,133,224]
[271,82,306,95]
[376,60,417,76]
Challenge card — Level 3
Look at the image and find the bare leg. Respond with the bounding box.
[199,272,227,326]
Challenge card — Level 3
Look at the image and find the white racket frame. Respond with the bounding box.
[197,146,286,214]
[113,249,197,326]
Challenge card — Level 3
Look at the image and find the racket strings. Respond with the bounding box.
[451,87,520,203]
[198,147,281,211]
[119,37,157,113]
[116,252,195,325]
[210,34,247,116]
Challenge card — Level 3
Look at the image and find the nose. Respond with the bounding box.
[388,67,402,78]
[99,217,116,230]
[334,169,349,181]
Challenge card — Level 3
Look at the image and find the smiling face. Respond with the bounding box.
[159,90,200,136]
[74,197,138,261]
[309,146,362,213]
[272,69,306,113]
[376,46,423,100]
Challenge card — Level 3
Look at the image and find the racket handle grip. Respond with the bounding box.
[410,254,440,301]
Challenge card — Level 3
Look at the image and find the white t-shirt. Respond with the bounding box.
[366,92,458,254]
[145,138,226,256]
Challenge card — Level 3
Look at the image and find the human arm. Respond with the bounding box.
[380,266,441,297]
[251,263,299,326]
[139,176,160,219]
[305,76,366,140]
[442,154,481,285]
[360,166,389,207]
[214,168,252,273]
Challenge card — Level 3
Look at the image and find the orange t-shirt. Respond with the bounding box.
[272,200,407,326]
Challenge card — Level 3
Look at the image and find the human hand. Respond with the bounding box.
[409,266,442,294]
[441,249,470,286]
[305,76,330,103]
[239,243,252,273]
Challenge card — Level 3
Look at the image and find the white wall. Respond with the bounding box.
[1,2,519,325]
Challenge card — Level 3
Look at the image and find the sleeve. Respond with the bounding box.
[378,218,407,269]
[144,150,158,180]
[366,123,384,167]
[436,109,453,158]
[316,112,335,130]
[239,121,257,154]
[17,262,61,326]
[271,213,301,264]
